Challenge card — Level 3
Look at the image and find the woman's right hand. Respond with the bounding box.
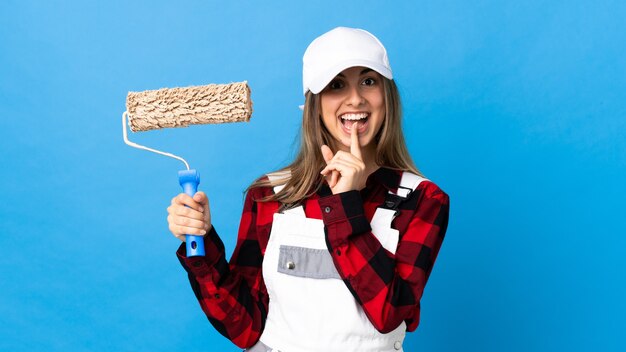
[167,191,212,242]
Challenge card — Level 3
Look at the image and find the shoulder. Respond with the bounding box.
[417,179,449,204]
[266,170,290,190]
[386,170,449,235]
[246,169,290,201]
[396,170,449,208]
[245,176,272,201]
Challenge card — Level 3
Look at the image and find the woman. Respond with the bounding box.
[167,27,450,352]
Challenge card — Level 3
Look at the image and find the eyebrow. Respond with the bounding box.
[336,68,373,78]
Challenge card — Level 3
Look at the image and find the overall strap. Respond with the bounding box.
[380,171,428,214]
[369,171,428,254]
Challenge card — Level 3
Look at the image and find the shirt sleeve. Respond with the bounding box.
[176,187,269,348]
[318,182,450,333]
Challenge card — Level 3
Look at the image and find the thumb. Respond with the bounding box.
[321,145,334,163]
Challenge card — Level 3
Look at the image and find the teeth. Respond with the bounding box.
[340,113,368,120]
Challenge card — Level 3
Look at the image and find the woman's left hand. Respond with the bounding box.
[320,122,368,194]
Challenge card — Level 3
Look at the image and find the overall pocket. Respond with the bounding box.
[276,245,341,279]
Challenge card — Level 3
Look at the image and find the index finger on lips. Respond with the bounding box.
[350,122,362,160]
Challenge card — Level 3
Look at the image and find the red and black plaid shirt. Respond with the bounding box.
[177,167,450,348]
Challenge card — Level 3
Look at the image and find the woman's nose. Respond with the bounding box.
[345,85,365,106]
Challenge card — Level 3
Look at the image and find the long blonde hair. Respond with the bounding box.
[248,78,421,204]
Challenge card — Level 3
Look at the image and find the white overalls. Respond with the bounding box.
[249,171,427,352]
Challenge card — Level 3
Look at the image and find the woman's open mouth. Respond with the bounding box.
[339,112,369,134]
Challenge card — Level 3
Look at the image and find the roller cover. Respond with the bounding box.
[126,81,252,132]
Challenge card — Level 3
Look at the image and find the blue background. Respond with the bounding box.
[1,1,624,351]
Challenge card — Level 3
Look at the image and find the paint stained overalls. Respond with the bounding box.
[248,171,426,352]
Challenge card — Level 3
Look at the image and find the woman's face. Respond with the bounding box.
[319,66,385,153]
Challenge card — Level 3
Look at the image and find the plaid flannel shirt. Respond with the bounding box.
[177,167,450,348]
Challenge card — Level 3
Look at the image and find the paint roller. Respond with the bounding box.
[122,81,252,256]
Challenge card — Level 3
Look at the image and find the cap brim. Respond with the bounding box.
[307,60,393,94]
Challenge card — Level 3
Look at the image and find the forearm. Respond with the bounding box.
[177,226,268,348]
[319,185,449,332]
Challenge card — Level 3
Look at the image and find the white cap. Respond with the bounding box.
[302,27,393,95]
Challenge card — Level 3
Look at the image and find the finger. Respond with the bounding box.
[321,145,343,188]
[321,160,355,176]
[321,145,334,164]
[168,215,208,236]
[196,192,210,217]
[174,193,204,213]
[170,205,205,221]
[170,214,208,231]
[321,163,344,175]
[170,223,207,236]
[331,159,359,172]
[350,121,362,160]
[330,170,339,188]
[193,192,208,211]
[321,157,361,175]
[332,151,364,167]
[320,164,337,177]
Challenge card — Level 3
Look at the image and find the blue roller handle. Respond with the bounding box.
[178,169,205,257]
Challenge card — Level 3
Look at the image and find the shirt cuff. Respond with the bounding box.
[176,226,226,278]
[318,190,372,245]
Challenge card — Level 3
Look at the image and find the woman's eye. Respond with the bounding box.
[362,77,376,86]
[328,80,344,90]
